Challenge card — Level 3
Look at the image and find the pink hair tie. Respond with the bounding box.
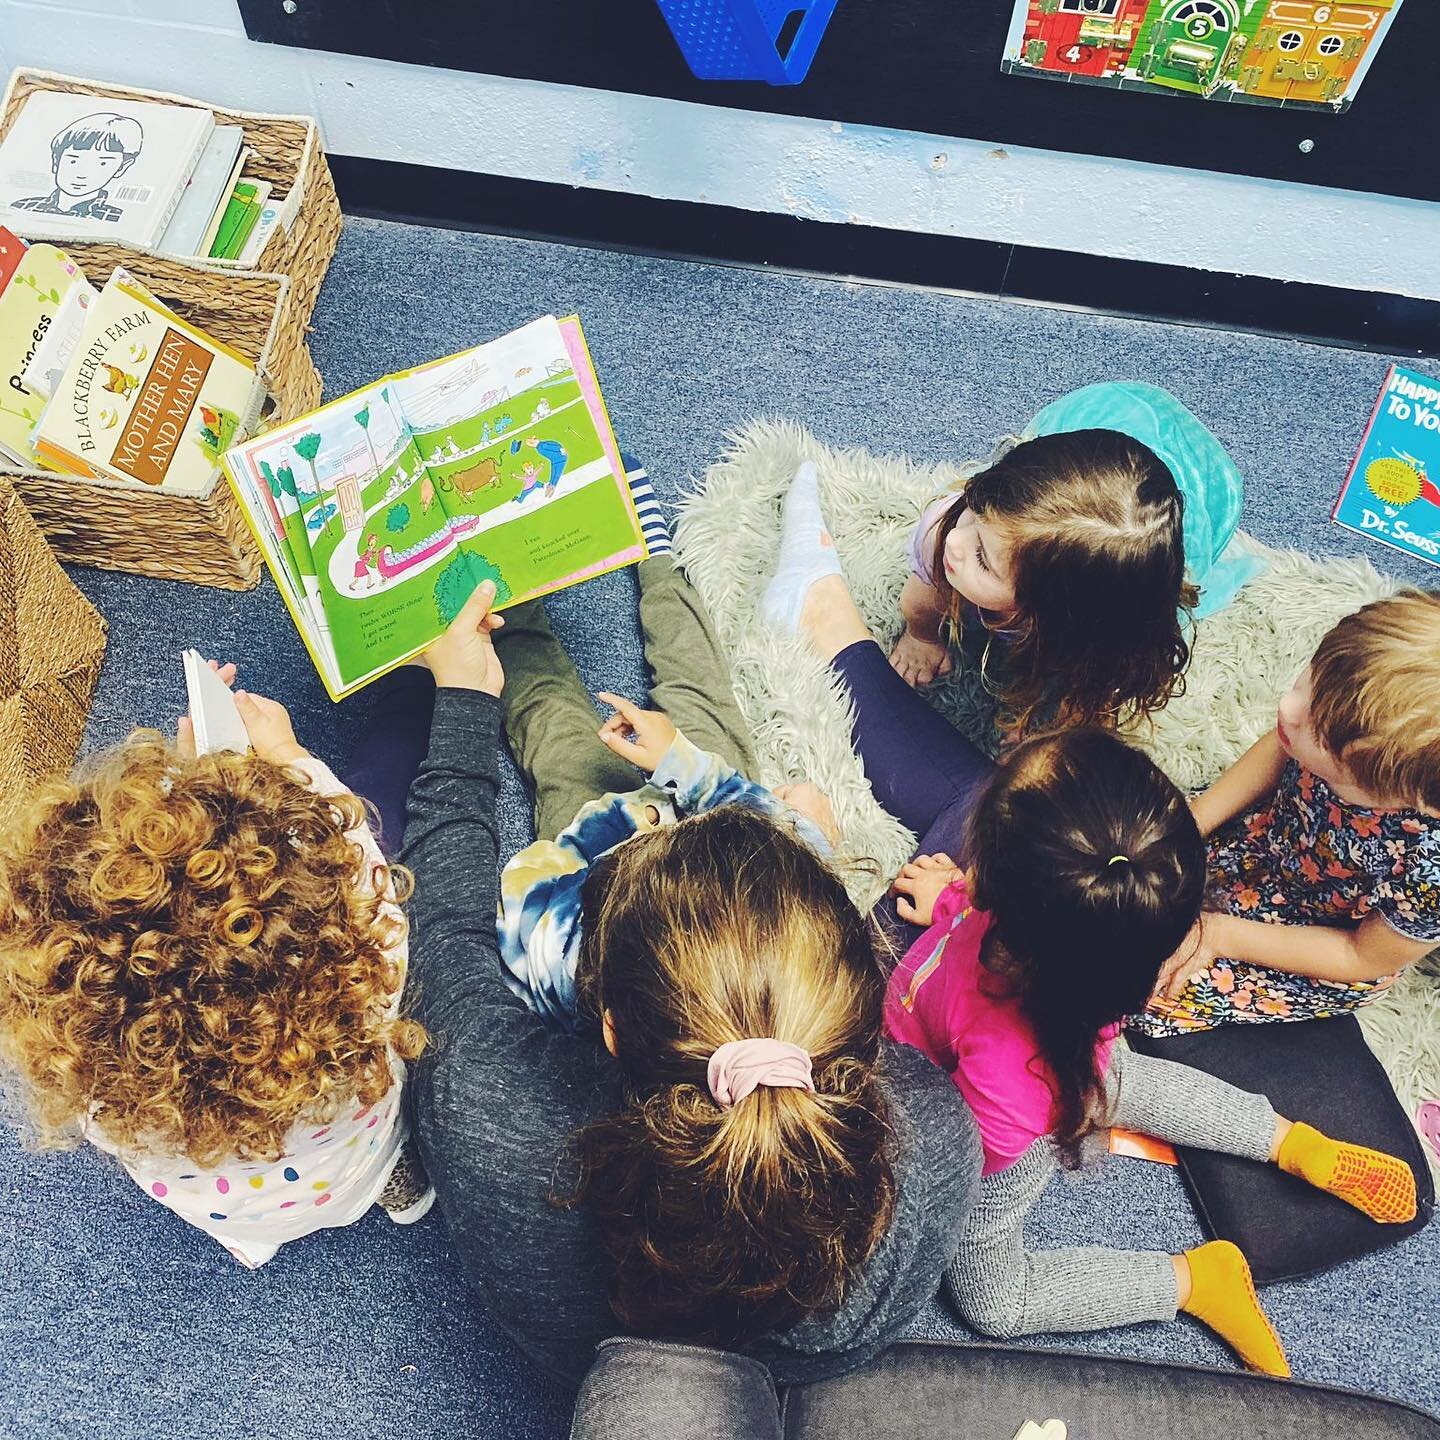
[706,1038,815,1109]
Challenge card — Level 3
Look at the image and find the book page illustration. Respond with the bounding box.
[236,384,458,686]
[223,314,646,698]
[392,316,643,619]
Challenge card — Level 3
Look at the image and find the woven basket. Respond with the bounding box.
[0,251,315,589]
[0,478,107,816]
[1,67,343,363]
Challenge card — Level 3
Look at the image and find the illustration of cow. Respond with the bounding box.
[443,456,503,500]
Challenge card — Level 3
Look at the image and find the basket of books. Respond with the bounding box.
[0,67,342,393]
[0,236,314,589]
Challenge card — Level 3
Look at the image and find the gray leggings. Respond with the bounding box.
[946,1045,1277,1340]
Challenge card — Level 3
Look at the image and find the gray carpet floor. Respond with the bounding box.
[3,217,1436,1438]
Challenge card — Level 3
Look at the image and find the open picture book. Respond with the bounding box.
[223,314,647,699]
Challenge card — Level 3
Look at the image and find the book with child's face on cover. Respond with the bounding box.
[222,314,648,700]
[0,91,212,249]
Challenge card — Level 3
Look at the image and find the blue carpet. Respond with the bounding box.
[3,217,1436,1436]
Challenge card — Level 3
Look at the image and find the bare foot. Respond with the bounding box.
[889,627,953,687]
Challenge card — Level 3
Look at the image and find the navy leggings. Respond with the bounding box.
[830,640,995,939]
[340,665,437,857]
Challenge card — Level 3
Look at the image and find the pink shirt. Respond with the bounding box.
[883,880,1119,1176]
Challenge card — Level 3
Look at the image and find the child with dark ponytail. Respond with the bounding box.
[884,727,1418,1374]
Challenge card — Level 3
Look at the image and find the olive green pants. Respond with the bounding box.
[495,558,757,842]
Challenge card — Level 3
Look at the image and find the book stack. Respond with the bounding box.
[0,230,261,489]
[0,228,85,466]
[0,90,280,264]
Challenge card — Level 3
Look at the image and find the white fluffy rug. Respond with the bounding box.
[675,419,1439,1163]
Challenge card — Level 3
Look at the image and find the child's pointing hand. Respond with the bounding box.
[597,693,677,774]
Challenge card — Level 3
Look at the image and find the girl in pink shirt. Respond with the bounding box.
[884,728,1417,1375]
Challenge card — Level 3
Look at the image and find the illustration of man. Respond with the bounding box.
[15,112,144,222]
[509,433,569,498]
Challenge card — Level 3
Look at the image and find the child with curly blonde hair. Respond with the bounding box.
[0,672,429,1268]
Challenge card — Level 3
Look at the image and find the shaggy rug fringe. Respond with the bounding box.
[676,419,1436,1170]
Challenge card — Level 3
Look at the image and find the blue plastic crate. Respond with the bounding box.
[655,0,840,84]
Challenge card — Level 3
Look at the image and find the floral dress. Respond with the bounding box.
[1132,759,1440,1035]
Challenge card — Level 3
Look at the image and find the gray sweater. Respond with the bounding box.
[403,689,982,1386]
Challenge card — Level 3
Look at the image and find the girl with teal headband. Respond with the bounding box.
[894,382,1264,736]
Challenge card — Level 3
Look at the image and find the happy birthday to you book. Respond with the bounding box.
[223,315,646,699]
[1332,365,1440,571]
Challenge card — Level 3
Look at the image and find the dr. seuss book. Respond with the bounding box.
[33,267,262,494]
[223,314,647,701]
[1332,366,1440,571]
[0,240,81,466]
[0,91,213,249]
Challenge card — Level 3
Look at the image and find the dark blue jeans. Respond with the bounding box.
[340,664,437,857]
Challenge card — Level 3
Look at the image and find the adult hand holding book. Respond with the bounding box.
[421,579,506,696]
[222,314,647,700]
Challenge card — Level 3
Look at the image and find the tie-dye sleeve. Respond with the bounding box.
[652,732,833,857]
[497,732,835,1031]
[497,790,652,1031]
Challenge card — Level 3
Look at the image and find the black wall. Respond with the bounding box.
[240,0,1438,200]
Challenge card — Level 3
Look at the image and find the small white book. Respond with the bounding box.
[19,274,96,399]
[183,649,249,755]
[0,91,213,249]
[157,123,244,257]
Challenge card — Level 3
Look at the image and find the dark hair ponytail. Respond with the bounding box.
[967,728,1205,1165]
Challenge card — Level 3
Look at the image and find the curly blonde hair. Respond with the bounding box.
[0,732,424,1168]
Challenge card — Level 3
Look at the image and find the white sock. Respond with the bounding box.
[760,461,843,632]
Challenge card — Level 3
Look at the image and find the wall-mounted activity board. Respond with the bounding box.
[239,0,1440,201]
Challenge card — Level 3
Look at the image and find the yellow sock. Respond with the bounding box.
[1277,1121,1417,1224]
[1180,1241,1289,1378]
